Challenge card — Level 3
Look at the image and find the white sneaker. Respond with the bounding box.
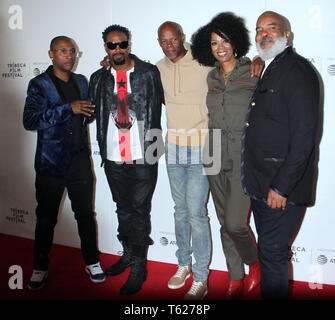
[168,264,192,289]
[85,262,106,283]
[28,270,48,290]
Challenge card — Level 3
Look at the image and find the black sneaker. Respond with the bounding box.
[85,262,106,283]
[28,270,48,290]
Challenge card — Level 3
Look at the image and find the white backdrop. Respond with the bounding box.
[1,0,335,286]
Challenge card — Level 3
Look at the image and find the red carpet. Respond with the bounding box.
[1,233,335,302]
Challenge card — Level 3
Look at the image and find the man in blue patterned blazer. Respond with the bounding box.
[23,36,105,290]
[242,12,320,299]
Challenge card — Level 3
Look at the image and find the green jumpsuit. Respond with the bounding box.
[205,57,258,280]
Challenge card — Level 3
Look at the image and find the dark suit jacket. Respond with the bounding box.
[23,66,90,177]
[242,47,319,206]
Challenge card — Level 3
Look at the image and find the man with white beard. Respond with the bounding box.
[242,11,320,299]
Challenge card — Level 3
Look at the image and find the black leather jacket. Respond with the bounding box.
[88,54,164,165]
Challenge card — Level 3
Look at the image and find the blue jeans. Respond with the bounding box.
[165,142,211,282]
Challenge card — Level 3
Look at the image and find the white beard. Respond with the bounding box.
[256,35,287,61]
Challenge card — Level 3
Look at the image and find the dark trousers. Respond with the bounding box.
[33,150,98,270]
[251,199,303,299]
[104,160,158,246]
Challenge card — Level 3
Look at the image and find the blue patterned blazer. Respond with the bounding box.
[23,66,90,177]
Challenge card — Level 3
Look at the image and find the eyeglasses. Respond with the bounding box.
[51,48,80,57]
[105,41,129,50]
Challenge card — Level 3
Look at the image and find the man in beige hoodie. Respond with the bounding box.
[156,21,212,300]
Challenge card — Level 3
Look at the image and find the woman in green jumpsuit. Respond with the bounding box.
[191,12,260,299]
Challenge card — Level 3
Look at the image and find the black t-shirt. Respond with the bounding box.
[51,73,84,153]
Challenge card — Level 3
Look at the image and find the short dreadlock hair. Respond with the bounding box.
[102,24,131,43]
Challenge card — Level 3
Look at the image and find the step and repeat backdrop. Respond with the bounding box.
[1,0,334,286]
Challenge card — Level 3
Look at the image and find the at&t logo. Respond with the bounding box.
[160,237,168,246]
[317,255,328,265]
[327,65,335,76]
[316,254,335,265]
[159,237,176,246]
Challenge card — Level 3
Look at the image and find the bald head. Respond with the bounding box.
[257,11,291,33]
[158,21,184,38]
[50,36,73,50]
[157,21,186,63]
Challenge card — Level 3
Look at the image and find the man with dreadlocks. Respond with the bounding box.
[89,24,164,296]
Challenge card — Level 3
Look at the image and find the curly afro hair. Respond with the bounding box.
[191,12,250,67]
[102,24,131,43]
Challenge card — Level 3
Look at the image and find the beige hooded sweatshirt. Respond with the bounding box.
[156,43,212,146]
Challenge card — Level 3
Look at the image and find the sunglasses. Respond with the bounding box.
[105,41,129,50]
